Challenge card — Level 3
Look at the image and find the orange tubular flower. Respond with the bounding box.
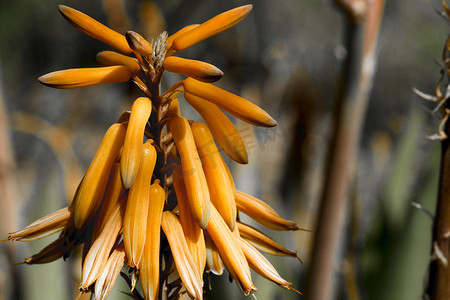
[161,211,203,300]
[234,189,300,231]
[191,122,237,231]
[183,77,277,127]
[163,56,223,83]
[120,97,153,189]
[170,116,211,229]
[123,141,157,268]
[72,123,126,229]
[38,66,132,89]
[8,207,70,242]
[234,234,293,290]
[140,182,165,300]
[172,5,253,51]
[184,92,248,164]
[206,204,256,295]
[58,5,133,54]
[172,167,206,278]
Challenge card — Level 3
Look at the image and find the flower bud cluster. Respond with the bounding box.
[8,4,303,299]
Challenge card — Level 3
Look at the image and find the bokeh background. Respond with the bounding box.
[0,0,447,299]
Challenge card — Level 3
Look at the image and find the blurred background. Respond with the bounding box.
[0,0,447,299]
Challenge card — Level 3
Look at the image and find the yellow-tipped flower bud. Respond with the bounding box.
[8,207,70,242]
[173,167,206,278]
[163,56,223,83]
[120,97,153,189]
[96,51,141,74]
[172,5,253,51]
[58,5,133,54]
[140,182,165,300]
[206,204,256,295]
[161,211,203,300]
[234,189,300,231]
[170,116,211,229]
[183,78,277,127]
[185,92,248,164]
[72,123,126,229]
[123,142,157,268]
[191,122,236,230]
[125,31,153,57]
[38,66,132,89]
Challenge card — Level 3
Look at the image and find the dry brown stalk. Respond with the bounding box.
[426,133,450,299]
[305,1,385,299]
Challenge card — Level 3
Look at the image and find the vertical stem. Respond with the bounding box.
[426,127,450,299]
[305,1,384,299]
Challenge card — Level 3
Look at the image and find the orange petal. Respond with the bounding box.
[72,123,126,229]
[123,142,157,268]
[172,5,253,51]
[161,211,203,300]
[140,182,165,300]
[58,5,132,54]
[206,204,256,295]
[163,56,223,83]
[183,78,277,127]
[120,97,153,189]
[185,92,247,164]
[234,189,300,231]
[96,51,141,74]
[8,207,70,241]
[169,116,211,229]
[125,31,153,57]
[191,122,236,231]
[173,167,206,278]
[38,66,131,89]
